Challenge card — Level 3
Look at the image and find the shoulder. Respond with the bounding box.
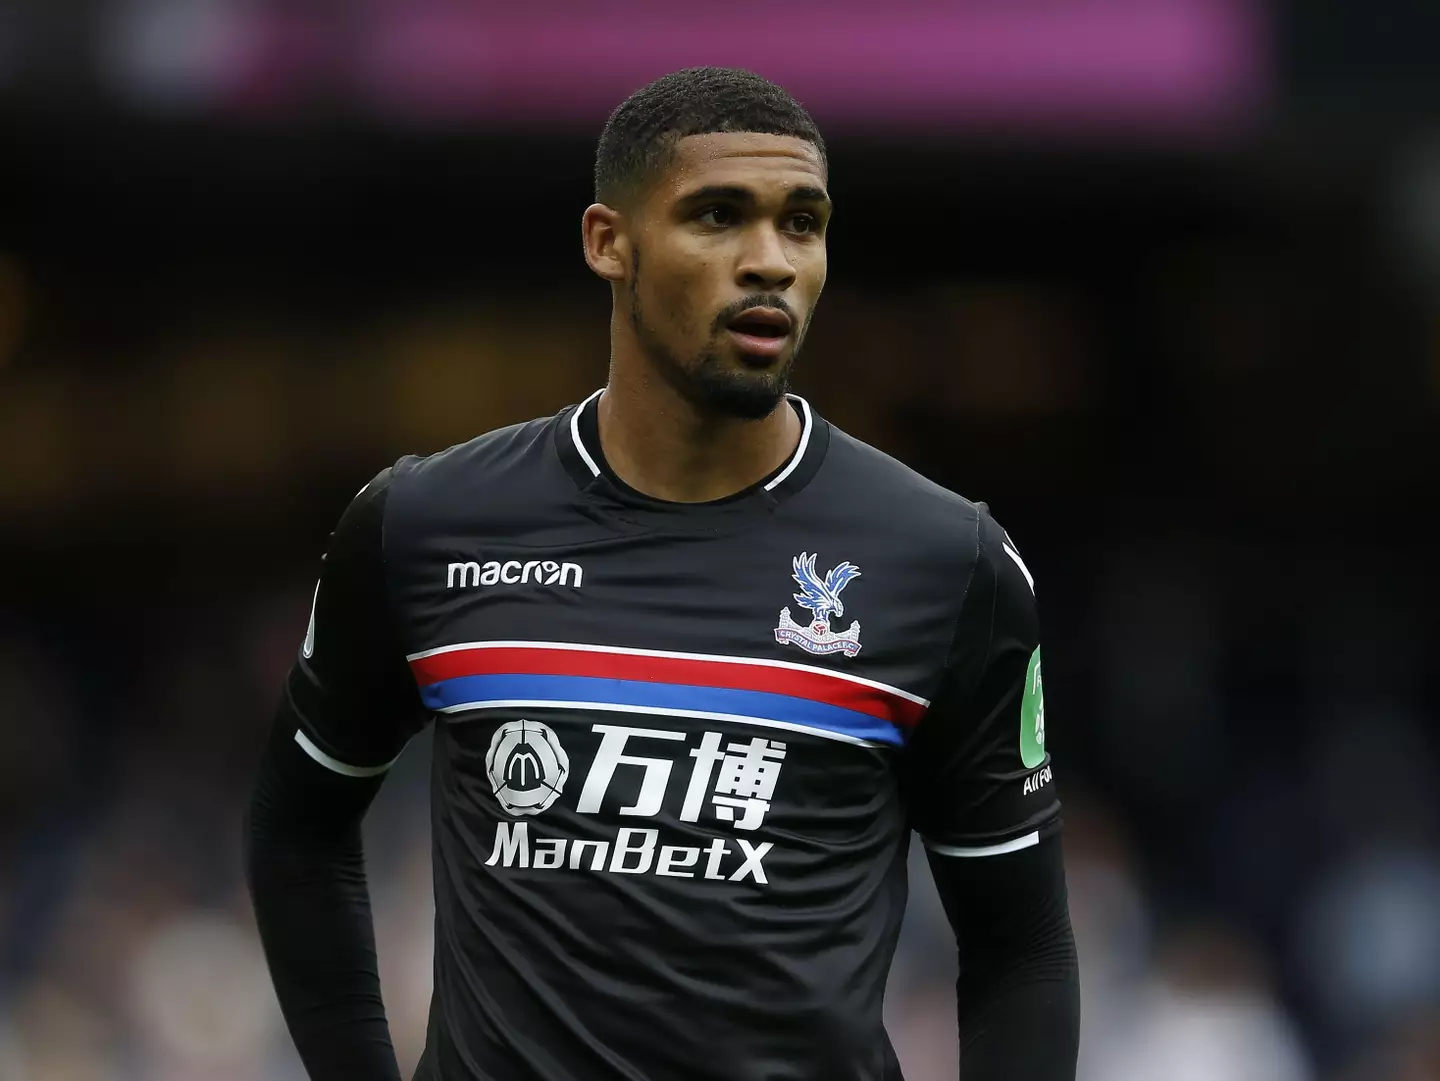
[796,421,1036,689]
[813,422,1034,599]
[818,423,988,549]
[392,412,560,490]
[382,409,575,540]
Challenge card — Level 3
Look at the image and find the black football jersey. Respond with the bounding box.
[285,392,1060,1081]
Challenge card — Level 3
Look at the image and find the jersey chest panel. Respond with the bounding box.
[390,520,955,899]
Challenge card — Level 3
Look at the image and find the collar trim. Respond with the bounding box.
[569,388,604,478]
[763,395,812,492]
[569,389,814,488]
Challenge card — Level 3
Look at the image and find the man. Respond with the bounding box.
[245,67,1079,1081]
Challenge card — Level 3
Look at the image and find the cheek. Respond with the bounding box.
[800,248,828,296]
[650,250,714,328]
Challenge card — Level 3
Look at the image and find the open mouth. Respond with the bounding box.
[727,308,793,340]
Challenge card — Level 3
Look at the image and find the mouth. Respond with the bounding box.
[725,307,793,360]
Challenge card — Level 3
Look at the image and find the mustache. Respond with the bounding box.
[711,294,799,333]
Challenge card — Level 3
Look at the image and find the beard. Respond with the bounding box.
[644,336,794,421]
[628,252,801,421]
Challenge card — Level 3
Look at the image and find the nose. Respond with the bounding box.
[735,225,796,292]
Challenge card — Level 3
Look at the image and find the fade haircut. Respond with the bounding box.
[594,67,826,206]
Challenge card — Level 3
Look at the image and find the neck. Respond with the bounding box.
[596,363,802,504]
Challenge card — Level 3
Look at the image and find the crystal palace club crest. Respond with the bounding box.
[774,552,863,658]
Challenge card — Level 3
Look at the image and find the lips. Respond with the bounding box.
[726,307,793,339]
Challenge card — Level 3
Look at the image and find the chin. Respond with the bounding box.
[696,369,790,420]
[646,334,794,419]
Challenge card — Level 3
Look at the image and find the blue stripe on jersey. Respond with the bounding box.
[418,673,905,746]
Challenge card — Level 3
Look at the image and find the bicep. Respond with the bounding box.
[902,512,1059,854]
[285,469,428,777]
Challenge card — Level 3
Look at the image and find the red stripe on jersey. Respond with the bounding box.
[409,645,927,729]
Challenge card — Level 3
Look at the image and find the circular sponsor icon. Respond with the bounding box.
[485,719,570,816]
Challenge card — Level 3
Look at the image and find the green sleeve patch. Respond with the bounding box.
[1020,647,1046,768]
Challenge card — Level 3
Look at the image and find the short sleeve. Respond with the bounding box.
[283,468,428,776]
[900,509,1060,856]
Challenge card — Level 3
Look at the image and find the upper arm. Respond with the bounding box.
[284,468,428,777]
[900,509,1059,857]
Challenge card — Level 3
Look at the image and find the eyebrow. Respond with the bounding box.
[787,186,831,205]
[680,184,832,207]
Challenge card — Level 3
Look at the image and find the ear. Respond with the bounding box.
[582,203,630,283]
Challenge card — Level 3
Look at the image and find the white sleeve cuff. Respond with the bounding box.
[293,729,401,778]
[921,830,1040,858]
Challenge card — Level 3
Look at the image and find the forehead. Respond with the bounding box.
[652,132,826,201]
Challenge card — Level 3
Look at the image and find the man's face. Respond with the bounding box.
[622,132,830,419]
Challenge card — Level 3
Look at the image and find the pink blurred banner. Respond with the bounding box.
[224,0,1266,135]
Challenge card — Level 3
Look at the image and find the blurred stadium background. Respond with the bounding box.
[2,1,1440,1078]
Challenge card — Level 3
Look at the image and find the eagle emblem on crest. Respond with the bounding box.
[774,552,863,658]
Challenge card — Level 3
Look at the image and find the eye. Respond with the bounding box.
[697,205,738,227]
[785,212,820,235]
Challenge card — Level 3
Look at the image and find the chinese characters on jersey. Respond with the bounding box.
[573,724,787,830]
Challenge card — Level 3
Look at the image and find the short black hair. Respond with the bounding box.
[594,67,826,205]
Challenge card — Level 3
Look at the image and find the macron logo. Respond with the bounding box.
[448,560,584,589]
